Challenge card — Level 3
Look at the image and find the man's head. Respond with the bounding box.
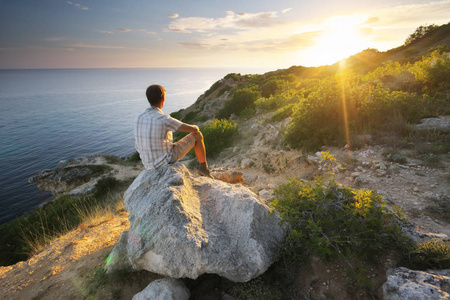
[146,84,166,107]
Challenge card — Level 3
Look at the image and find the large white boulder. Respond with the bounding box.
[106,163,285,282]
[383,267,450,300]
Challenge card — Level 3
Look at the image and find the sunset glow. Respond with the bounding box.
[306,16,371,66]
[0,0,449,70]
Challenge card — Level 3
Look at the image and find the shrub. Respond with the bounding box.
[270,160,408,278]
[216,88,260,119]
[203,80,223,98]
[284,76,353,150]
[239,107,256,119]
[200,119,238,157]
[404,24,439,45]
[271,104,297,122]
[170,109,184,120]
[127,152,141,162]
[412,50,450,90]
[407,239,450,269]
[224,73,241,82]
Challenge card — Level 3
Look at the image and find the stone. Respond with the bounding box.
[383,267,450,300]
[414,116,450,133]
[241,158,254,168]
[259,189,272,201]
[133,278,190,300]
[355,175,370,184]
[106,164,286,282]
[211,169,243,184]
[29,166,94,195]
[307,155,320,165]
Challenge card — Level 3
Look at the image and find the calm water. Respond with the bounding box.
[0,68,257,225]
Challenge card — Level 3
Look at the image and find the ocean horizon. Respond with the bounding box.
[0,67,266,225]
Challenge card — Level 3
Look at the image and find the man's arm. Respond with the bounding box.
[178,123,200,133]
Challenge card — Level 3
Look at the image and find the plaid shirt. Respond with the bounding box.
[134,106,183,169]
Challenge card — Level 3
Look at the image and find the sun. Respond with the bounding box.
[300,16,371,66]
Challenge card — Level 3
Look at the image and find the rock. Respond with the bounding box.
[383,267,450,300]
[259,189,273,201]
[241,158,254,168]
[105,231,132,272]
[133,278,190,300]
[211,169,243,184]
[391,154,408,164]
[28,154,115,196]
[355,175,370,184]
[264,124,279,142]
[307,155,320,165]
[413,187,420,192]
[106,164,286,282]
[401,223,450,242]
[29,166,94,195]
[414,116,450,133]
[351,172,362,179]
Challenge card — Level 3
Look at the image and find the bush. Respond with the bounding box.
[216,88,260,119]
[271,104,297,122]
[240,107,256,119]
[407,239,450,269]
[127,152,141,162]
[203,80,223,98]
[201,119,238,157]
[404,24,438,45]
[270,152,409,285]
[170,109,184,120]
[412,50,450,90]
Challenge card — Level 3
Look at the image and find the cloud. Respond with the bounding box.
[282,8,292,14]
[66,1,88,11]
[168,13,179,18]
[178,42,209,49]
[116,28,132,32]
[67,43,127,49]
[173,1,450,57]
[97,30,114,34]
[44,37,65,42]
[138,29,156,35]
[367,0,450,28]
[364,17,379,24]
[168,10,280,33]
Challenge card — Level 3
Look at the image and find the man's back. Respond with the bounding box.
[134,106,182,169]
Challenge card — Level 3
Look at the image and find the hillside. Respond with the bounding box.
[1,23,449,299]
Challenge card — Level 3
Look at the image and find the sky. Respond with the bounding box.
[0,0,449,71]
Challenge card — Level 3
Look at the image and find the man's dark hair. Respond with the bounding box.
[146,84,166,106]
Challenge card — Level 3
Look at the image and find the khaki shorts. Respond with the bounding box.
[169,133,196,163]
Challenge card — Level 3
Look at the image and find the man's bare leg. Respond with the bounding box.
[193,132,213,178]
[193,132,206,163]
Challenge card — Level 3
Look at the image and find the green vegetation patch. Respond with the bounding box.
[201,119,238,158]
[0,177,129,266]
[216,88,260,119]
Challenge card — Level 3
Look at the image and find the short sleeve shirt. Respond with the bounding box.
[134,106,183,169]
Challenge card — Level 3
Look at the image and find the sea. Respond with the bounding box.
[0,68,266,225]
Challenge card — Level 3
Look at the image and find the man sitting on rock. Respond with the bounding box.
[134,84,213,178]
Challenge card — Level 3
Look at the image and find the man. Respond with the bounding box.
[134,84,213,178]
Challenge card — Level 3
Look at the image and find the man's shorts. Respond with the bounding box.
[169,133,196,163]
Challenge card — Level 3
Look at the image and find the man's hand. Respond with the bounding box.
[178,123,199,133]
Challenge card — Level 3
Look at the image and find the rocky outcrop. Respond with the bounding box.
[415,116,450,133]
[383,267,450,299]
[106,163,286,282]
[28,155,114,196]
[132,278,190,300]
